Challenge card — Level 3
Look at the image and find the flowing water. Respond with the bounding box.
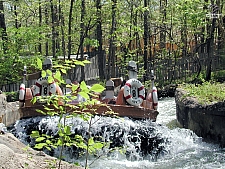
[11,97,225,169]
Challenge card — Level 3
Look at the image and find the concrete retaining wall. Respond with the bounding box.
[175,88,225,147]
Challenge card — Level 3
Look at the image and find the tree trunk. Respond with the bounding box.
[108,0,117,79]
[181,17,187,57]
[217,0,223,50]
[50,0,56,58]
[58,0,66,59]
[38,0,42,54]
[67,0,74,59]
[96,0,105,80]
[0,1,8,54]
[143,0,148,82]
[45,1,49,56]
[80,0,85,82]
[54,5,60,55]
[206,3,218,81]
[13,1,20,53]
[160,0,166,49]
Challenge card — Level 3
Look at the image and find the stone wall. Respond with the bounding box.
[175,88,225,147]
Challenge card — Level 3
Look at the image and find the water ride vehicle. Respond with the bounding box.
[18,59,159,121]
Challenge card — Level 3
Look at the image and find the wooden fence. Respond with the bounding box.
[1,51,225,93]
[153,53,225,85]
[0,56,101,92]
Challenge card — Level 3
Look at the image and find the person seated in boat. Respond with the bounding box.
[26,58,53,81]
[101,79,117,104]
[29,58,63,98]
[116,61,157,110]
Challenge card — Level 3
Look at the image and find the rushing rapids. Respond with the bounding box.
[11,115,168,161]
[10,97,225,169]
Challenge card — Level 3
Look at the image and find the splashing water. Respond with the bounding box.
[11,97,225,169]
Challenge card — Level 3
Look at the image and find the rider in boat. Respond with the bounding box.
[116,61,157,110]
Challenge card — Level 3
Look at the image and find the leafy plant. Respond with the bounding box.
[30,58,119,169]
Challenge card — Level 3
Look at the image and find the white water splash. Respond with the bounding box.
[11,97,224,169]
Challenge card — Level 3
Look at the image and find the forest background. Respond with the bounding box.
[0,0,225,90]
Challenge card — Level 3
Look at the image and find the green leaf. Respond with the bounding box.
[64,126,71,135]
[90,84,105,93]
[46,69,52,76]
[34,143,47,149]
[47,76,54,83]
[61,69,67,74]
[45,146,51,151]
[83,60,91,64]
[88,137,94,145]
[93,142,104,149]
[58,130,64,137]
[74,60,85,66]
[37,58,42,70]
[36,109,46,115]
[36,137,46,142]
[31,97,37,104]
[80,81,89,91]
[89,146,95,153]
[30,131,40,138]
[46,139,52,145]
[78,91,89,100]
[72,84,79,92]
[41,70,46,77]
[57,139,63,146]
[65,143,72,147]
[54,70,62,82]
[66,84,72,88]
[42,134,52,138]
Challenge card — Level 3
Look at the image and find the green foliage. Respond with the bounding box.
[212,70,225,81]
[0,54,42,85]
[180,82,225,104]
[5,91,19,102]
[30,58,121,169]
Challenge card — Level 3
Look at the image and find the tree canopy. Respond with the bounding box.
[0,0,224,85]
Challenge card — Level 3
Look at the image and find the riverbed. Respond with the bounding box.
[12,97,225,169]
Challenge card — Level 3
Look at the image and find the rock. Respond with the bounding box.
[0,123,7,134]
[158,84,178,98]
[0,94,21,127]
[0,133,83,169]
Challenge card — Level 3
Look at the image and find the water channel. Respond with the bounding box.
[12,97,225,169]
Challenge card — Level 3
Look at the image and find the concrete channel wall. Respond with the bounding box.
[175,88,225,147]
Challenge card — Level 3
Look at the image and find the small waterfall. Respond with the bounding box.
[12,116,170,163]
[10,97,224,169]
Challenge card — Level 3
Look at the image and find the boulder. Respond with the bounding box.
[0,94,20,127]
[0,133,83,169]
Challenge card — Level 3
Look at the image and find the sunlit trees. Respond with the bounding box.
[0,0,224,84]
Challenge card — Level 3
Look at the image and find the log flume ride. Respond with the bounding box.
[18,60,159,121]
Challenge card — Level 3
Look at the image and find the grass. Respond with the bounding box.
[180,81,225,105]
